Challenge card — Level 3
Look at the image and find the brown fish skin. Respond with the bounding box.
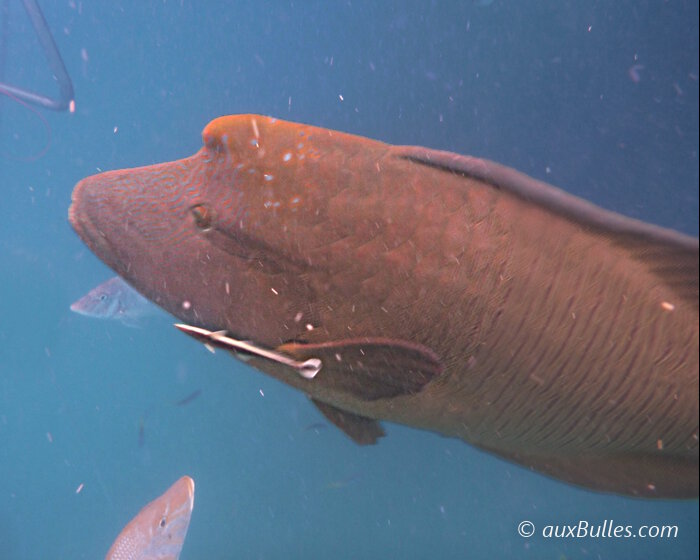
[69,115,699,498]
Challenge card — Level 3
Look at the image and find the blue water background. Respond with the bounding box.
[0,1,697,558]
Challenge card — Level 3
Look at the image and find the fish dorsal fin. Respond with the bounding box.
[393,146,699,307]
[278,337,444,401]
[310,398,385,445]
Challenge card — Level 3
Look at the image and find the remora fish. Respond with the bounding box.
[71,275,154,327]
[69,115,699,499]
[105,476,194,560]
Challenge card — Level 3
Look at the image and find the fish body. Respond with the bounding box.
[71,276,153,327]
[70,115,699,498]
[105,476,194,560]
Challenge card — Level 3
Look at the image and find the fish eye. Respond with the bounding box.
[159,516,166,528]
[190,204,214,231]
[99,294,107,301]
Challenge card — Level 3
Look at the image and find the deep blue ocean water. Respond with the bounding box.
[0,1,698,558]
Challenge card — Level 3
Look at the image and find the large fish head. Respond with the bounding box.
[69,115,366,345]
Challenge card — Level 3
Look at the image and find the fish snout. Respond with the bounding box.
[183,476,195,507]
[70,168,169,279]
[69,173,125,272]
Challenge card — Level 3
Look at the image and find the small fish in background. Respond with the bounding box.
[303,422,327,434]
[628,63,644,83]
[135,390,202,449]
[173,389,202,407]
[323,473,360,492]
[70,276,154,327]
[105,476,195,560]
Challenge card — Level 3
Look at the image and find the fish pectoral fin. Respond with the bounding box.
[310,399,385,445]
[176,325,444,399]
[278,337,444,401]
[497,448,699,499]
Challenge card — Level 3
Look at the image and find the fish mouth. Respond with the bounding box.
[69,174,127,277]
[171,475,196,516]
[183,476,195,508]
[67,181,84,236]
[69,176,103,254]
[68,300,85,314]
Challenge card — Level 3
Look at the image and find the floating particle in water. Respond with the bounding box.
[628,64,644,84]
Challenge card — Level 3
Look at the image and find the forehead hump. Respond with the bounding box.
[201,114,314,161]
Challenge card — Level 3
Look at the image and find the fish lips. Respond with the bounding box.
[69,175,122,274]
[175,475,196,516]
[69,171,157,282]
